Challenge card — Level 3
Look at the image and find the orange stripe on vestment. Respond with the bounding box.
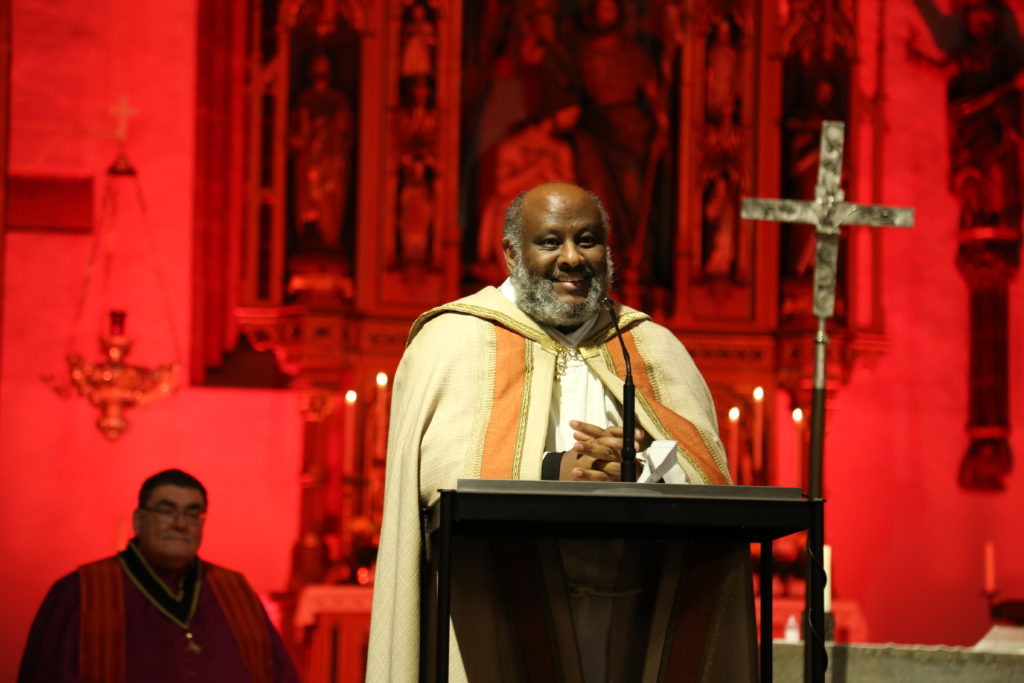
[79,558,126,683]
[606,331,729,485]
[480,327,528,479]
[206,565,274,683]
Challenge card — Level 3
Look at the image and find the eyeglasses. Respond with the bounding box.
[141,505,207,526]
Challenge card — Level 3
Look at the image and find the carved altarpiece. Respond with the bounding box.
[192,0,895,676]
[193,0,462,668]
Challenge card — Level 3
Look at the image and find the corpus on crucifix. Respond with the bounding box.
[741,119,914,680]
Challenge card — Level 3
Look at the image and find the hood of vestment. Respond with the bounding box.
[407,286,650,351]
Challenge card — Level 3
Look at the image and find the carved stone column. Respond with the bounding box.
[237,255,355,584]
[956,233,1019,490]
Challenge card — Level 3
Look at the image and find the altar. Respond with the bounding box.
[772,637,1024,683]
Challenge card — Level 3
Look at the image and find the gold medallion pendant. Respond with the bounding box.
[185,631,202,654]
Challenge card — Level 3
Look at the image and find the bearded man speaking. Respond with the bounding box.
[367,183,757,682]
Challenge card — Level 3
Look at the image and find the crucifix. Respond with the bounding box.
[742,119,913,498]
[741,119,914,682]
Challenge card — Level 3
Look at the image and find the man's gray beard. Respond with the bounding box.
[509,254,614,329]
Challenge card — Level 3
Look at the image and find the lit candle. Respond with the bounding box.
[823,544,833,613]
[753,387,765,475]
[791,407,805,490]
[343,390,358,475]
[339,388,359,565]
[728,406,740,482]
[792,406,804,453]
[374,372,389,448]
[984,541,996,595]
[370,373,391,526]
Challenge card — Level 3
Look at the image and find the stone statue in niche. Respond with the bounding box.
[397,76,437,164]
[705,15,741,127]
[471,0,573,183]
[462,0,679,289]
[575,0,667,253]
[392,154,435,267]
[289,54,355,251]
[475,103,580,268]
[699,9,745,282]
[400,0,437,78]
[910,0,1024,234]
[393,76,438,268]
[701,171,739,277]
[466,0,575,278]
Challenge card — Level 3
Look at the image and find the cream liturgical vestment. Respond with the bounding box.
[367,287,758,683]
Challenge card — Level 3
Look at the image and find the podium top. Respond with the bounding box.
[424,480,814,542]
[456,479,803,500]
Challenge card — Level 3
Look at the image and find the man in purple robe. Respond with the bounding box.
[18,469,299,683]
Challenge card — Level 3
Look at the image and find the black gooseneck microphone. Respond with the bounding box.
[603,298,637,483]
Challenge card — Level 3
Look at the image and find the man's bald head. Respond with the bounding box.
[501,182,615,330]
[502,182,611,255]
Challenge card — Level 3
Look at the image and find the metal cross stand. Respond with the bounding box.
[741,120,914,681]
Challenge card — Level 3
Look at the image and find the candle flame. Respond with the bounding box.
[345,390,358,404]
[753,386,764,401]
[376,372,388,387]
[792,407,804,423]
[728,406,740,421]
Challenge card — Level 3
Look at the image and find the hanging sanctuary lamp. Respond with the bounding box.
[58,134,181,439]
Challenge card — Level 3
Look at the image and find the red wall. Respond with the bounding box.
[819,0,1024,646]
[3,1,1024,681]
[1,1,302,679]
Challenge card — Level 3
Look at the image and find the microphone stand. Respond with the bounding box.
[604,299,637,482]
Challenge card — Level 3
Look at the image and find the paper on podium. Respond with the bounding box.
[637,440,688,484]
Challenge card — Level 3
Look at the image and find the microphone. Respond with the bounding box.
[603,298,637,483]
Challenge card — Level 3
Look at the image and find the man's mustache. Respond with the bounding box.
[549,264,597,280]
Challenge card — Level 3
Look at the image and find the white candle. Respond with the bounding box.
[374,372,390,455]
[343,390,358,475]
[984,541,996,595]
[338,389,359,568]
[753,387,764,474]
[792,407,804,489]
[823,544,832,613]
[728,406,740,482]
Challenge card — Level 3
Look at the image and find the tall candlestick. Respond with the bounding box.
[343,390,358,475]
[339,389,358,569]
[823,544,833,613]
[371,373,390,527]
[753,386,765,476]
[792,407,805,491]
[984,540,996,595]
[728,406,740,483]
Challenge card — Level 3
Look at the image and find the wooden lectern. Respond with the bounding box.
[421,479,825,683]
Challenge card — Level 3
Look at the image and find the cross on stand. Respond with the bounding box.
[741,120,913,683]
